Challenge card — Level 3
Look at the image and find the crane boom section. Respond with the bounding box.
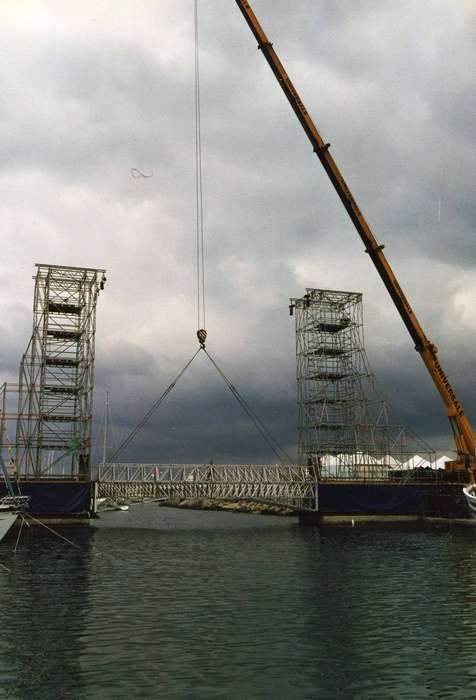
[234,0,475,462]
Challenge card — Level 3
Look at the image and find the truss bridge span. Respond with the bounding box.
[95,463,318,512]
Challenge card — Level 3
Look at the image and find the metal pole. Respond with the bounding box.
[102,391,109,465]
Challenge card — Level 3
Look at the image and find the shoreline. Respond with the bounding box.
[159,498,294,516]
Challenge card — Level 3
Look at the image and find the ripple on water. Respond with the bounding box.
[2,506,476,698]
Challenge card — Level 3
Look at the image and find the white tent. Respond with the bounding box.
[400,454,432,469]
[379,455,401,468]
[435,455,452,470]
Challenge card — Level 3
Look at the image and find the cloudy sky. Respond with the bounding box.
[0,1,474,463]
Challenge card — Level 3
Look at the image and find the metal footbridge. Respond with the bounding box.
[96,463,318,512]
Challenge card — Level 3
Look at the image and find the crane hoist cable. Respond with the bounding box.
[106,4,293,466]
[194,0,206,342]
[191,3,292,465]
[108,5,209,463]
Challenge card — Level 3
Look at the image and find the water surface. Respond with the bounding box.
[2,505,476,698]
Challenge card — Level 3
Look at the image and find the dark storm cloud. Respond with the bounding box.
[1,1,474,461]
[0,41,193,185]
[93,347,297,464]
[372,347,476,455]
[0,305,32,378]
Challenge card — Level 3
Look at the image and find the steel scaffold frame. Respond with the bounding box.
[0,383,19,474]
[290,288,434,479]
[14,264,106,479]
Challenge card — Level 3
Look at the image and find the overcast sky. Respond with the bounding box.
[0,1,474,463]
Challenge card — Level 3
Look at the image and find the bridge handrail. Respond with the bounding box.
[95,463,315,484]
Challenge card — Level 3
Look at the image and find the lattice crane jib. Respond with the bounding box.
[15,264,106,479]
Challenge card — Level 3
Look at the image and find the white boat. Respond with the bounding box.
[0,511,17,541]
[463,485,476,517]
[96,497,129,512]
[0,496,30,542]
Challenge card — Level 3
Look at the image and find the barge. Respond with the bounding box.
[300,470,470,525]
[0,480,94,525]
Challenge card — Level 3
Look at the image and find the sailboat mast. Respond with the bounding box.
[101,391,109,465]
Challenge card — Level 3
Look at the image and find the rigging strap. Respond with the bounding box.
[107,346,292,466]
[203,349,293,465]
[108,347,202,462]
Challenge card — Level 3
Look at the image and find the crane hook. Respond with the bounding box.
[197,329,207,348]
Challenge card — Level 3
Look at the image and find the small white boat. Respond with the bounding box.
[96,497,129,512]
[0,496,30,542]
[463,485,476,517]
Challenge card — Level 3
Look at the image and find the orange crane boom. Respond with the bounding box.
[234,0,475,474]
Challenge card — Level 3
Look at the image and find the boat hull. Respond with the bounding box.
[0,481,93,520]
[0,512,17,541]
[463,486,476,517]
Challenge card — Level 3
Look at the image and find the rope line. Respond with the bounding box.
[203,349,293,465]
[108,348,202,462]
[14,515,26,554]
[20,512,83,550]
[194,0,206,330]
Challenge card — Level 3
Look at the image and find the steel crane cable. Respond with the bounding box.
[203,349,293,465]
[109,6,207,463]
[107,6,292,467]
[107,348,202,463]
[194,0,206,334]
[192,5,291,466]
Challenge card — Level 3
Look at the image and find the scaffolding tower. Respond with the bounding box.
[290,288,433,480]
[14,264,106,479]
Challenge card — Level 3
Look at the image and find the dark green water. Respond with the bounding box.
[2,506,476,699]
